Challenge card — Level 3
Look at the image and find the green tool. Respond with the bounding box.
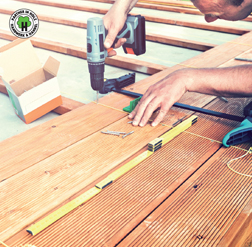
[98,72,252,148]
[222,102,252,147]
[123,97,141,113]
[122,94,252,148]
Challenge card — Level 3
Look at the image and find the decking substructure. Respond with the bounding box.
[0,1,252,246]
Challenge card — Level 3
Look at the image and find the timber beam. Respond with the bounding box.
[14,0,252,21]
[0,8,216,51]
[0,29,166,74]
[10,1,252,32]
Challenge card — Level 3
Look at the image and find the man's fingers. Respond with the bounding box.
[151,110,166,127]
[114,38,127,49]
[107,50,117,57]
[151,103,172,127]
[104,28,119,49]
[128,90,151,119]
[139,97,161,127]
[130,95,155,126]
[106,38,126,57]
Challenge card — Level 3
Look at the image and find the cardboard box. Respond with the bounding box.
[0,39,62,124]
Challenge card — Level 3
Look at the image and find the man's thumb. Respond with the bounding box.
[104,29,118,49]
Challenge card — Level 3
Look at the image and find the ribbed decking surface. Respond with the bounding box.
[9,98,250,247]
[9,126,219,246]
[123,147,252,247]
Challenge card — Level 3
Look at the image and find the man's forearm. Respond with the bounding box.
[113,0,138,15]
[185,65,252,97]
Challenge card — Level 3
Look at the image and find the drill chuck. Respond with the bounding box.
[88,61,105,91]
[90,73,103,91]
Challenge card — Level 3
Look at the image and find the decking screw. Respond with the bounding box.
[122,131,134,139]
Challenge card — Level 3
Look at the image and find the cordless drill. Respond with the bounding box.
[87,15,146,102]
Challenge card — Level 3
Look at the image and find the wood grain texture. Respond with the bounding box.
[114,55,252,246]
[0,103,127,181]
[1,31,252,242]
[0,29,166,75]
[0,114,172,241]
[119,144,252,246]
[7,120,222,247]
[117,97,252,246]
[7,2,251,34]
[85,0,195,8]
[8,97,250,247]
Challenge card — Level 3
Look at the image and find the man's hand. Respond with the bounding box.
[103,10,127,57]
[129,69,189,127]
[103,0,138,57]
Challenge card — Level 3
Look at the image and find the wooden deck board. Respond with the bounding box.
[119,144,252,247]
[0,103,127,181]
[1,6,252,243]
[1,31,251,182]
[0,29,166,75]
[0,114,172,241]
[7,97,250,247]
[8,119,221,246]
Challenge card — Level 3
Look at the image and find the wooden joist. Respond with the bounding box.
[85,0,195,8]
[136,0,195,8]
[143,16,250,35]
[146,33,216,51]
[54,97,85,115]
[13,0,201,15]
[9,2,251,34]
[15,0,252,21]
[0,8,216,51]
[0,29,166,75]
[1,30,252,243]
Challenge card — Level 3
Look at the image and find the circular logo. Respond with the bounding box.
[9,9,39,38]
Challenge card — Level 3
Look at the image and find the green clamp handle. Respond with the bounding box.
[123,97,142,113]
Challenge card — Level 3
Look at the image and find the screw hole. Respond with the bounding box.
[197,235,203,240]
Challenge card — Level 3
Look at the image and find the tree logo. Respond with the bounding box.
[9,9,39,38]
